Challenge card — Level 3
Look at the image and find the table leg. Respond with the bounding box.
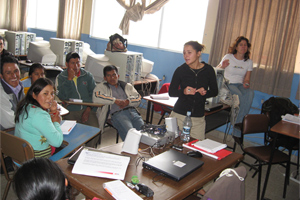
[146,100,151,124]
[150,102,154,124]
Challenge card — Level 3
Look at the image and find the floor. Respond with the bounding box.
[1,108,299,200]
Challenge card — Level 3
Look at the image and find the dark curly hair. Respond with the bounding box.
[228,36,251,61]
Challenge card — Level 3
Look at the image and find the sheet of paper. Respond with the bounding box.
[150,93,170,100]
[282,114,300,125]
[60,120,77,135]
[72,148,130,180]
[103,180,142,200]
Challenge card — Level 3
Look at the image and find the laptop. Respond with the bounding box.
[205,101,223,112]
[142,149,204,181]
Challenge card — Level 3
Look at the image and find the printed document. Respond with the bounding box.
[103,180,142,200]
[72,148,130,180]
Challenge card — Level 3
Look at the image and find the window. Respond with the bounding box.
[27,0,59,31]
[90,0,209,52]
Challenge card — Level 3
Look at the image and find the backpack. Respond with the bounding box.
[261,97,298,148]
[106,33,128,52]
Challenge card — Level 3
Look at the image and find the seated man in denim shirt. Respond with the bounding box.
[93,65,144,141]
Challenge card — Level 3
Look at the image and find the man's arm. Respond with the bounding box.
[0,106,15,130]
[93,82,116,105]
[55,73,75,101]
[125,83,141,108]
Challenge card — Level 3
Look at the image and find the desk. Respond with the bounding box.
[143,95,230,132]
[261,120,300,200]
[134,78,158,97]
[49,123,100,162]
[56,141,243,200]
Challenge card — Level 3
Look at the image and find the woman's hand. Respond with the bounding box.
[50,100,58,113]
[243,82,250,89]
[221,59,230,69]
[196,87,207,96]
[184,87,196,95]
[51,111,61,123]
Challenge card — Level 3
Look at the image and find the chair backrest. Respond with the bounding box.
[242,114,269,135]
[0,131,35,164]
[153,83,170,112]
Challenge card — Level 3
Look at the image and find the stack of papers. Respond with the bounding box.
[183,140,232,160]
[282,114,300,125]
[103,180,142,200]
[72,148,130,180]
[69,98,83,103]
[193,139,227,153]
[150,93,169,100]
[60,120,77,135]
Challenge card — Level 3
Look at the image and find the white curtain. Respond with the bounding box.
[117,0,169,35]
[0,0,27,31]
[56,0,83,40]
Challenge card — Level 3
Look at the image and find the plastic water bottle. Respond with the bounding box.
[181,111,192,142]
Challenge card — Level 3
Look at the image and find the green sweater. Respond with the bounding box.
[56,68,96,111]
[15,104,63,151]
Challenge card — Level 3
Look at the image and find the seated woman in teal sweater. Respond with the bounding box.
[15,78,63,158]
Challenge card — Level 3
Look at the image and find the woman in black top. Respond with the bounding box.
[169,41,218,140]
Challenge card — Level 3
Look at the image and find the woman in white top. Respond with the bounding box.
[218,36,254,136]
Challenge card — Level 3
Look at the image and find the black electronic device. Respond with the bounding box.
[171,145,183,151]
[141,124,167,135]
[187,151,203,158]
[135,183,154,197]
[67,146,84,165]
[143,149,204,181]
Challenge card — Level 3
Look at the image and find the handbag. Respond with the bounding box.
[106,33,128,52]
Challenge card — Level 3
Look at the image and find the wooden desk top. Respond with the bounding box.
[270,120,300,139]
[134,78,158,85]
[56,142,243,200]
[63,101,104,107]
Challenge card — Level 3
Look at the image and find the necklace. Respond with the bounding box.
[189,65,204,77]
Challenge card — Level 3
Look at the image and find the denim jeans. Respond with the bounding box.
[111,108,144,141]
[228,84,254,137]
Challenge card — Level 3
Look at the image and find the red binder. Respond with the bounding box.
[183,140,232,160]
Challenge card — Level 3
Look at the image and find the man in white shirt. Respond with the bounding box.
[0,56,24,130]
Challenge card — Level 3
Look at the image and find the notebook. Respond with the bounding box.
[205,102,223,112]
[143,149,204,181]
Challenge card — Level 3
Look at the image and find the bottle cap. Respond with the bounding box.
[187,111,191,116]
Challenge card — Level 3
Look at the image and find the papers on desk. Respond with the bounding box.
[282,114,300,125]
[103,180,142,200]
[183,140,232,160]
[150,93,169,100]
[193,139,227,153]
[69,98,83,103]
[60,120,77,135]
[72,148,130,180]
[57,104,69,116]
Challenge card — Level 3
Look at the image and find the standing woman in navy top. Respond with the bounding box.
[169,41,218,141]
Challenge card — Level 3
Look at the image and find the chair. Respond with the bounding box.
[153,83,172,124]
[233,114,290,200]
[202,166,247,200]
[106,119,120,143]
[0,131,35,200]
